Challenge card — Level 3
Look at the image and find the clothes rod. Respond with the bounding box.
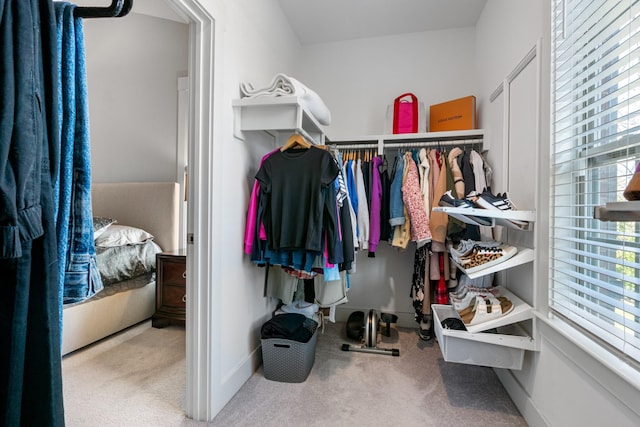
[329,144,379,150]
[74,0,133,18]
[383,139,482,149]
[331,139,482,151]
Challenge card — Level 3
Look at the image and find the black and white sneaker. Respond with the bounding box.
[475,190,528,227]
[419,316,434,341]
[438,190,493,226]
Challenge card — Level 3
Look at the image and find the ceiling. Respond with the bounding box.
[127,0,488,44]
[276,0,488,45]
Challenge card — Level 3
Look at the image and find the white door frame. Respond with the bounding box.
[164,0,219,421]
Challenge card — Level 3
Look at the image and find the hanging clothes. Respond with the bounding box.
[55,3,103,304]
[470,149,493,240]
[448,147,465,199]
[255,146,341,265]
[429,150,449,246]
[388,152,406,228]
[419,148,430,218]
[0,0,65,425]
[401,151,431,246]
[379,158,392,242]
[391,152,412,250]
[368,156,383,256]
[355,158,370,251]
[329,148,355,270]
[244,148,279,255]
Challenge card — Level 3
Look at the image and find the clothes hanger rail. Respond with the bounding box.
[74,0,133,18]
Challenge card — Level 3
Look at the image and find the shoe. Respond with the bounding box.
[456,243,518,274]
[438,191,493,226]
[475,190,528,227]
[450,287,501,311]
[449,239,501,264]
[449,239,483,263]
[459,295,514,326]
[418,316,433,341]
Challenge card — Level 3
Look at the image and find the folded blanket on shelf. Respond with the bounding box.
[240,73,332,126]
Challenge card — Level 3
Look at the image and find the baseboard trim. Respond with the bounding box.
[494,368,548,427]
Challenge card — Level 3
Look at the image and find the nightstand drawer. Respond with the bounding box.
[153,249,187,328]
[161,284,186,309]
[160,260,186,285]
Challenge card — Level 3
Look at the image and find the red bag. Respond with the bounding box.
[393,93,419,134]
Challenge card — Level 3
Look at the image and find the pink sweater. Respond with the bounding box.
[243,148,279,254]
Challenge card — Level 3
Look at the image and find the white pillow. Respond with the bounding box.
[94,224,154,247]
[93,216,117,240]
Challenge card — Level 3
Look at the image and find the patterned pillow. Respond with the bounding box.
[95,225,154,247]
[93,216,117,240]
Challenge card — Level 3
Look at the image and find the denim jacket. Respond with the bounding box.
[0,0,59,259]
[389,153,406,226]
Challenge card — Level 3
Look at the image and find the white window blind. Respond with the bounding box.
[551,0,640,363]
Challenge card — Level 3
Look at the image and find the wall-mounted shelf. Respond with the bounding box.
[432,206,535,230]
[593,200,640,222]
[432,299,534,370]
[451,247,534,279]
[453,287,534,334]
[232,95,325,145]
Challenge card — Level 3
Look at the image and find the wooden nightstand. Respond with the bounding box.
[152,249,186,328]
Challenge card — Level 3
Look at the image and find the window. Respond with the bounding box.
[551,0,640,363]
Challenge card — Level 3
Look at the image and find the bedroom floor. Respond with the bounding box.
[61,319,526,426]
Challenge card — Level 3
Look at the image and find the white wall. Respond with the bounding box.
[209,0,301,411]
[83,13,188,183]
[476,1,640,426]
[299,28,478,138]
[297,27,478,323]
[83,0,301,418]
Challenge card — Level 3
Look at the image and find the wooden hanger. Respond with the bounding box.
[281,133,311,151]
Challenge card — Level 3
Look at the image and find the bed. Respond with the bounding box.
[61,182,180,356]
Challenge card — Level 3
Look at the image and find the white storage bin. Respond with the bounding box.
[432,304,531,370]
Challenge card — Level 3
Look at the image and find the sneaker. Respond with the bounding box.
[419,321,433,341]
[449,239,500,264]
[418,314,434,341]
[475,190,528,227]
[438,190,493,226]
[457,243,518,274]
[449,239,477,263]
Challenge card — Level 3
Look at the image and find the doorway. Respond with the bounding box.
[162,0,216,421]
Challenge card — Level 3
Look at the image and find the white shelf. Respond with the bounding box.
[594,201,640,222]
[328,129,486,144]
[451,246,534,279]
[432,303,534,370]
[433,206,535,230]
[232,95,325,145]
[453,287,534,334]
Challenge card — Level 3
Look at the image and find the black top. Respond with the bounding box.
[256,147,340,254]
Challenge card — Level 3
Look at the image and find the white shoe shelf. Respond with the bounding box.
[432,208,538,369]
[450,246,534,279]
[593,200,640,222]
[432,302,533,370]
[432,206,535,230]
[450,287,534,334]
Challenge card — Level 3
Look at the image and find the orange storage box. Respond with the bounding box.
[429,95,476,132]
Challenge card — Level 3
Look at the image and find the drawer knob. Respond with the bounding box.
[182,294,186,303]
[182,271,187,279]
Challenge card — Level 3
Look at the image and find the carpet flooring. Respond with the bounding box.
[62,319,527,426]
